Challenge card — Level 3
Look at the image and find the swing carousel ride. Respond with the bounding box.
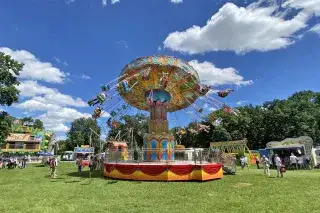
[88,55,238,181]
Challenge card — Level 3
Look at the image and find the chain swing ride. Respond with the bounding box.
[87,55,242,182]
[88,55,239,141]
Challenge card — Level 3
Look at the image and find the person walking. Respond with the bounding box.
[49,157,57,178]
[289,153,298,170]
[22,155,27,168]
[261,155,270,176]
[89,156,94,178]
[275,154,283,178]
[255,156,260,169]
[77,157,83,174]
[240,156,248,169]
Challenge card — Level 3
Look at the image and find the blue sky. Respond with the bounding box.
[0,0,320,139]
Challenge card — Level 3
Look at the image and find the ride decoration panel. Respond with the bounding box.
[118,55,201,112]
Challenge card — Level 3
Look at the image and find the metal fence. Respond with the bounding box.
[105,148,224,164]
[104,148,237,174]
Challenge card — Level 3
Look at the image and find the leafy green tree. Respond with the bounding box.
[67,118,101,152]
[230,130,243,141]
[0,112,13,147]
[0,52,23,106]
[211,126,231,142]
[20,117,44,129]
[33,119,44,129]
[107,114,148,147]
[0,52,23,146]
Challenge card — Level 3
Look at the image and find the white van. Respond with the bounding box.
[312,147,320,168]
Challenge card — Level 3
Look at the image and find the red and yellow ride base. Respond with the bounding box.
[104,162,223,181]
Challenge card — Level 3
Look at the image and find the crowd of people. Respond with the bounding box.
[76,154,105,178]
[0,155,29,170]
[240,152,313,178]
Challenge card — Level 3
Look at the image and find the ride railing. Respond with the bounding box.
[105,148,224,165]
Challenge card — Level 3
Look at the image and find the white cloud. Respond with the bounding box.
[81,74,91,80]
[116,40,128,48]
[33,95,87,108]
[309,23,320,35]
[38,108,91,132]
[102,0,119,6]
[163,2,309,54]
[283,0,320,16]
[16,81,54,97]
[65,0,76,4]
[16,81,87,107]
[0,47,67,83]
[171,0,183,4]
[53,56,68,66]
[15,99,61,112]
[16,97,91,133]
[56,135,67,141]
[236,100,248,105]
[157,46,162,51]
[208,107,217,112]
[101,112,111,118]
[189,60,252,86]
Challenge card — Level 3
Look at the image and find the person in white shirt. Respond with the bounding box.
[240,156,249,169]
[274,154,283,178]
[289,153,298,170]
[298,156,305,170]
[261,155,270,176]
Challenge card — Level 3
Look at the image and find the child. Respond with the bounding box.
[89,156,94,178]
[261,155,270,176]
[77,157,83,174]
[49,157,57,178]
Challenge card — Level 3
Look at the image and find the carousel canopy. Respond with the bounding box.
[118,55,201,112]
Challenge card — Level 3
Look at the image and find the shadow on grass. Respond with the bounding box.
[106,180,118,184]
[66,171,105,180]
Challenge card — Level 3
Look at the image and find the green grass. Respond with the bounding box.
[0,163,320,213]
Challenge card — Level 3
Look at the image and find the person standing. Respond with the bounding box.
[77,157,83,174]
[49,157,57,178]
[261,155,270,176]
[89,156,94,178]
[275,154,283,178]
[298,156,305,170]
[289,153,298,170]
[22,155,27,168]
[255,156,260,169]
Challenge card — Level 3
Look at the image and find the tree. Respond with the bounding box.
[67,118,101,152]
[0,52,23,146]
[33,119,44,129]
[0,52,23,106]
[107,114,148,147]
[211,126,231,142]
[20,117,44,129]
[0,112,13,147]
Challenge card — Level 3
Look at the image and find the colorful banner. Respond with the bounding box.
[74,147,94,153]
[6,133,30,141]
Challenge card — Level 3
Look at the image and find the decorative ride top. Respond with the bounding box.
[118,55,201,112]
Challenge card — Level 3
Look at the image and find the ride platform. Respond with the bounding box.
[104,161,223,181]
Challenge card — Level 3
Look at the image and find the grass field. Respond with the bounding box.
[0,163,319,213]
